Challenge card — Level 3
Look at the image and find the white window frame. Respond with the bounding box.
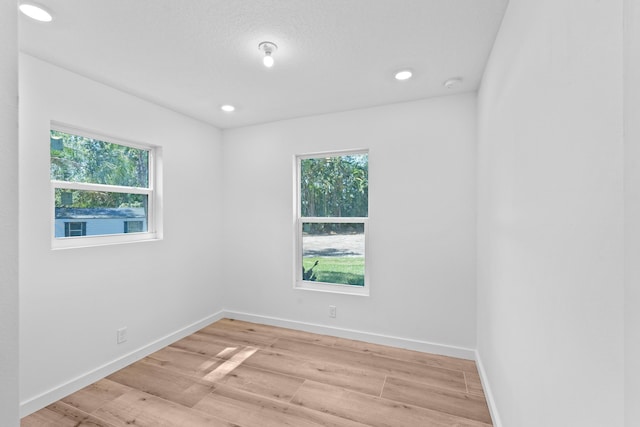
[51,122,163,249]
[294,149,370,296]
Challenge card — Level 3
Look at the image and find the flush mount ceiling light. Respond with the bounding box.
[220,104,235,112]
[394,70,413,81]
[258,41,278,68]
[444,77,463,89]
[19,2,53,22]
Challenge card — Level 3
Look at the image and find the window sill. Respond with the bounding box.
[295,280,369,296]
[51,232,161,250]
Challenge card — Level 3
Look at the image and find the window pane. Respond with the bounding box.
[50,130,149,188]
[54,189,148,238]
[302,222,365,286]
[300,154,368,217]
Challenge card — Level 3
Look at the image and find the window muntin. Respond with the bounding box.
[50,125,157,248]
[296,150,369,295]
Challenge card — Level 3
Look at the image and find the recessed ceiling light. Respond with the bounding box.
[444,78,463,89]
[19,3,53,22]
[220,105,235,113]
[394,70,413,81]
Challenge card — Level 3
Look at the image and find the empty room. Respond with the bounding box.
[1,0,638,426]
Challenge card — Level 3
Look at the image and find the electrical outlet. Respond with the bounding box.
[117,327,127,344]
[329,305,337,318]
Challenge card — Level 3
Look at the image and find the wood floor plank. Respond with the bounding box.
[197,326,279,348]
[92,390,238,427]
[211,364,305,402]
[144,345,226,378]
[331,336,479,374]
[464,370,486,397]
[22,408,69,427]
[194,383,368,427]
[60,378,131,414]
[215,318,338,347]
[21,406,90,427]
[107,359,215,408]
[22,401,117,427]
[271,338,468,393]
[382,376,493,424]
[290,380,492,427]
[242,347,386,396]
[170,332,238,359]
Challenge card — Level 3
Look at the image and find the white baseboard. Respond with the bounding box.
[20,310,225,418]
[475,350,502,427]
[222,310,476,360]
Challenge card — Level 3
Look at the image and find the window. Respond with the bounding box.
[50,123,160,248]
[64,222,86,237]
[295,150,369,295]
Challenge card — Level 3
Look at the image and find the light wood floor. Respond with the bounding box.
[22,319,492,426]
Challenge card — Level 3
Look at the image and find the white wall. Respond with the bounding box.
[19,54,224,414]
[477,0,624,426]
[222,94,477,355]
[0,1,19,426]
[624,0,640,425]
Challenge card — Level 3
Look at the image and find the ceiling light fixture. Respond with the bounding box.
[394,70,413,81]
[220,105,235,112]
[444,78,463,89]
[258,41,278,68]
[19,2,53,22]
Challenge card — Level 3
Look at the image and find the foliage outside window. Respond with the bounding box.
[50,124,159,248]
[296,150,369,295]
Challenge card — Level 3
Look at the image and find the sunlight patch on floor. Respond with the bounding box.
[202,346,258,382]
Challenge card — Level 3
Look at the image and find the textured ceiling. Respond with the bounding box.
[19,0,508,129]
